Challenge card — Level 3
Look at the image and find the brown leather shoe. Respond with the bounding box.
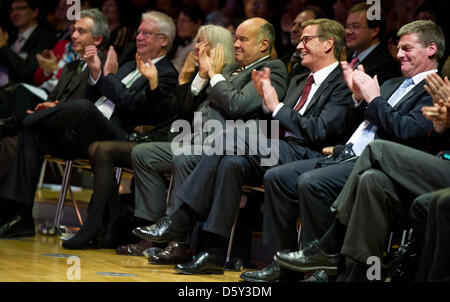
[148,241,195,265]
[115,239,154,256]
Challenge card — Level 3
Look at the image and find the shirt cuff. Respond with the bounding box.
[191,73,209,96]
[352,94,363,107]
[88,70,102,86]
[272,103,285,117]
[210,74,226,87]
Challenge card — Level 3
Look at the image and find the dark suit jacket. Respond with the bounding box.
[183,57,287,142]
[366,77,434,150]
[86,56,178,134]
[47,52,107,104]
[347,42,401,85]
[275,65,353,152]
[0,26,56,85]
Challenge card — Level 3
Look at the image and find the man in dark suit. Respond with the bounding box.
[344,3,400,86]
[0,10,178,238]
[0,0,56,117]
[269,20,445,282]
[133,18,354,275]
[127,18,287,255]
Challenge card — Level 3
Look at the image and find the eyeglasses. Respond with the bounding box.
[344,24,368,32]
[9,5,30,13]
[299,35,322,45]
[136,31,165,38]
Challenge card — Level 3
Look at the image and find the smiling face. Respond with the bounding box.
[71,17,101,55]
[233,19,267,67]
[297,24,328,73]
[396,33,436,78]
[345,10,378,53]
[135,18,167,62]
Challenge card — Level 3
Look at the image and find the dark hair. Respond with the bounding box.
[349,2,387,40]
[10,0,39,10]
[178,4,205,24]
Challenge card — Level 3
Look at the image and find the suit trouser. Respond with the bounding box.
[131,142,203,222]
[2,99,126,206]
[261,158,322,250]
[172,139,322,240]
[331,140,450,263]
[411,188,450,281]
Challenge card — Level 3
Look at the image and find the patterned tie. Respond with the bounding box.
[231,66,244,76]
[349,55,359,69]
[294,75,314,111]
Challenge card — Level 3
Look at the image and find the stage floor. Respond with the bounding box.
[0,234,245,282]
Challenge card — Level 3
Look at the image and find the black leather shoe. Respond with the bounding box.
[301,270,330,282]
[148,241,195,265]
[274,240,341,273]
[115,239,155,256]
[132,216,189,243]
[240,261,280,282]
[0,214,35,238]
[174,251,225,275]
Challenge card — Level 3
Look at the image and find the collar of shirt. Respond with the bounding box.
[243,55,270,70]
[308,61,339,87]
[410,69,438,86]
[150,55,165,65]
[19,24,37,42]
[352,41,380,63]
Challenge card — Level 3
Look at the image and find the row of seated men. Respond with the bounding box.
[0,2,448,282]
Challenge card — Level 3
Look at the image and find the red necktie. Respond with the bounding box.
[349,56,359,69]
[294,75,314,111]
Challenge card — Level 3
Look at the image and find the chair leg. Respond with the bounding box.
[38,159,47,189]
[226,212,239,263]
[53,160,73,228]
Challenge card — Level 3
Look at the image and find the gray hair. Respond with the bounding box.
[398,20,445,63]
[196,25,236,66]
[142,11,176,52]
[80,8,110,49]
[258,23,275,53]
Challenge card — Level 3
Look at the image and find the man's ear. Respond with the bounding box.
[427,42,437,59]
[370,26,380,40]
[161,35,169,48]
[94,35,104,47]
[260,38,269,53]
[324,36,334,54]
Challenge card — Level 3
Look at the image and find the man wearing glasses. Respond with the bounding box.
[344,2,400,85]
[134,18,354,276]
[0,0,55,116]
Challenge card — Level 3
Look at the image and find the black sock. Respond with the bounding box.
[171,203,200,228]
[202,231,227,258]
[317,219,346,254]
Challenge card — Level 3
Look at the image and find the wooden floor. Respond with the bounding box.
[0,234,246,282]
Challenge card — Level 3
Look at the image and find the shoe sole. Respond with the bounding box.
[132,229,186,244]
[275,256,338,273]
[240,275,279,282]
[174,267,224,275]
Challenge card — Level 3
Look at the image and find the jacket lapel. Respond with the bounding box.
[301,66,340,114]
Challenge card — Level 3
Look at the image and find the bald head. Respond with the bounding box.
[233,18,274,66]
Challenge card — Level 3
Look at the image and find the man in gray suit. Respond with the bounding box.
[127,17,287,257]
[133,18,354,275]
